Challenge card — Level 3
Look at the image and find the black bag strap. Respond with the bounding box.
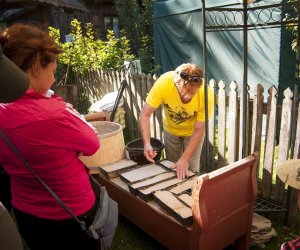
[0,128,89,233]
[90,174,101,186]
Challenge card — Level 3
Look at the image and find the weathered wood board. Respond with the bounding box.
[110,177,130,191]
[120,164,167,183]
[168,176,197,195]
[158,159,175,170]
[153,190,192,226]
[177,193,192,207]
[100,159,137,179]
[137,176,197,202]
[128,172,176,195]
[158,160,197,178]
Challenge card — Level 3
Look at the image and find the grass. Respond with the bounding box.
[20,213,300,250]
[110,212,300,250]
[111,215,167,250]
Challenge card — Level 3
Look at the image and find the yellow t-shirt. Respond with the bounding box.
[146,71,214,137]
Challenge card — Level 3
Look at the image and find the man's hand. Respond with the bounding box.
[143,144,157,163]
[172,158,189,179]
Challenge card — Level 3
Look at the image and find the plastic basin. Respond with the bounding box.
[125,138,164,165]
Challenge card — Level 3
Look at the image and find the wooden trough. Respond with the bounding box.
[93,152,258,250]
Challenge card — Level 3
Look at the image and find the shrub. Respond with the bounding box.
[49,18,135,78]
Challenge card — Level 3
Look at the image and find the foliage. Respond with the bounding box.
[285,1,298,52]
[115,0,159,74]
[48,19,134,77]
[284,1,299,77]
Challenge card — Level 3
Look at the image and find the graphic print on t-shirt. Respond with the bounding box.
[164,104,197,124]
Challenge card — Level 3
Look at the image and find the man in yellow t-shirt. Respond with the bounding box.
[139,63,213,179]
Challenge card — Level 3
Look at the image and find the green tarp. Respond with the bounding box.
[153,0,296,96]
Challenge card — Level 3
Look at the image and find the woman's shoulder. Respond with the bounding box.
[0,91,68,128]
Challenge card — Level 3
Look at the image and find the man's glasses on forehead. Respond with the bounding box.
[179,71,202,83]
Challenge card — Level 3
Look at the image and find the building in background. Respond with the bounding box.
[0,0,118,41]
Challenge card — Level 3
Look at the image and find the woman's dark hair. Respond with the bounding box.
[0,23,63,72]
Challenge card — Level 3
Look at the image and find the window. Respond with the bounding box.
[104,16,119,36]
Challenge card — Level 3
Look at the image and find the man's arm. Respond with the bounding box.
[174,121,205,179]
[139,103,157,162]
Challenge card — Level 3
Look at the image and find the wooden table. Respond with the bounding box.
[93,153,258,250]
[94,175,193,249]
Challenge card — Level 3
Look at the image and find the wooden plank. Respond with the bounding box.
[120,164,167,183]
[153,190,192,226]
[218,80,227,168]
[208,80,216,170]
[251,84,264,183]
[138,178,182,201]
[158,160,197,177]
[239,83,250,159]
[287,102,300,225]
[110,177,129,191]
[262,86,278,199]
[137,175,196,202]
[128,172,176,195]
[228,81,238,164]
[168,176,198,195]
[178,193,192,207]
[100,159,137,179]
[158,159,175,169]
[274,88,293,201]
[293,102,300,159]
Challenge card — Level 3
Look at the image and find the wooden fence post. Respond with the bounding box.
[274,88,293,201]
[208,79,216,170]
[251,84,264,183]
[228,81,238,164]
[262,86,278,199]
[217,80,227,168]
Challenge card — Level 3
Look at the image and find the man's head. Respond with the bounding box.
[174,63,203,103]
[174,63,203,87]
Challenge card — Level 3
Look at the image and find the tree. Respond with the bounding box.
[115,0,158,74]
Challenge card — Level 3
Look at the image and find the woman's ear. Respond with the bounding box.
[31,60,41,78]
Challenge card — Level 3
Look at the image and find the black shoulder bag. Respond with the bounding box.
[0,129,118,250]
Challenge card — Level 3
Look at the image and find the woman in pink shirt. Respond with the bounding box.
[0,23,101,250]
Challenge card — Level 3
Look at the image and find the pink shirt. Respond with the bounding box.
[0,90,100,219]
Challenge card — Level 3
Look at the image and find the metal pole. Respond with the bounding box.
[285,2,300,225]
[242,0,248,158]
[290,2,300,159]
[202,0,210,173]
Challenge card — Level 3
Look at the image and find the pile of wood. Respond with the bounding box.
[153,175,197,226]
[100,159,198,225]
